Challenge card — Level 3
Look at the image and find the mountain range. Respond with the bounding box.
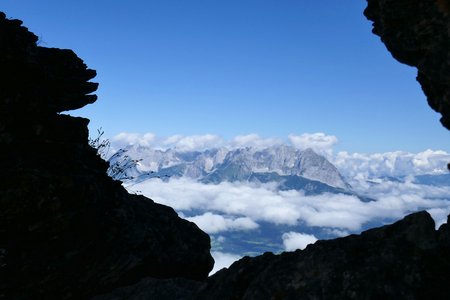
[108,145,351,195]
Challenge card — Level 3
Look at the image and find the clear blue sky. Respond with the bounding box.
[2,0,449,153]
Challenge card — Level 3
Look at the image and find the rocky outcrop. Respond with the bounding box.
[88,212,450,299]
[194,211,450,299]
[0,12,213,300]
[364,0,450,131]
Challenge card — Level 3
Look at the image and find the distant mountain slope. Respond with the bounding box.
[108,145,350,193]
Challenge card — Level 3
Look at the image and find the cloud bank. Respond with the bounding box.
[109,132,450,272]
[288,133,338,156]
[128,177,450,232]
[282,232,318,251]
[210,251,242,276]
[111,132,156,148]
[161,134,223,152]
[110,132,338,155]
[111,132,224,152]
[230,134,283,149]
[334,149,450,179]
[184,212,259,234]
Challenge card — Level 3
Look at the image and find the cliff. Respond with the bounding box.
[0,12,213,300]
[364,0,450,131]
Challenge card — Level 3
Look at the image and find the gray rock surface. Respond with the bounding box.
[109,145,349,190]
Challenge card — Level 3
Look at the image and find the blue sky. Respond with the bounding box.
[2,0,449,153]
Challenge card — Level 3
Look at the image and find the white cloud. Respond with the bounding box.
[129,177,450,231]
[282,232,318,251]
[210,251,242,276]
[230,134,282,149]
[185,212,259,234]
[288,133,338,157]
[133,179,303,225]
[110,132,450,232]
[334,149,450,180]
[161,134,223,152]
[427,208,450,228]
[111,132,156,149]
[109,132,341,155]
[110,132,223,153]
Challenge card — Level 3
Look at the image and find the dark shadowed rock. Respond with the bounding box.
[92,277,202,300]
[0,13,98,115]
[0,11,213,300]
[193,211,450,299]
[364,0,450,131]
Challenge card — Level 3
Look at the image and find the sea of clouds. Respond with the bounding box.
[111,131,450,275]
[128,177,450,233]
[126,176,450,274]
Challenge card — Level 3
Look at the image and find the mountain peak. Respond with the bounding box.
[109,145,350,191]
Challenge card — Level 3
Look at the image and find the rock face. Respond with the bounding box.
[0,12,213,300]
[364,0,450,131]
[194,212,450,299]
[109,145,350,191]
[91,212,450,299]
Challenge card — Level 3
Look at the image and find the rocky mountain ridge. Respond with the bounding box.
[108,144,350,191]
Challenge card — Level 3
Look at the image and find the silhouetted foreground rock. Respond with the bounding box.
[0,12,213,299]
[93,212,450,299]
[364,0,450,130]
[2,3,450,299]
[92,278,202,300]
[193,212,450,299]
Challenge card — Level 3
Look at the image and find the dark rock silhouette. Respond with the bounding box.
[364,0,450,131]
[193,212,450,299]
[0,12,213,300]
[92,278,202,300]
[92,212,450,299]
